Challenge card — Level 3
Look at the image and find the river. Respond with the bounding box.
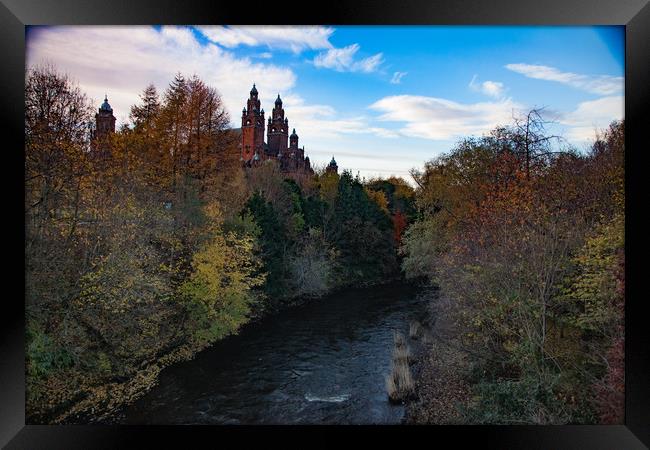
[120,281,430,425]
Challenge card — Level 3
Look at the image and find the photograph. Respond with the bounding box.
[21,23,629,428]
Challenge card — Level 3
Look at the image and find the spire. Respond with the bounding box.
[250,83,258,96]
[275,93,282,105]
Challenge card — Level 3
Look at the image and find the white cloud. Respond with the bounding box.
[355,52,384,73]
[26,26,297,127]
[256,52,273,59]
[469,74,505,98]
[369,94,523,140]
[505,63,623,95]
[390,71,407,84]
[279,94,398,140]
[559,95,624,141]
[306,149,417,163]
[314,45,358,71]
[26,25,398,159]
[196,26,334,53]
[313,44,384,73]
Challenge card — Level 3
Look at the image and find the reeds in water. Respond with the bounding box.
[386,331,416,403]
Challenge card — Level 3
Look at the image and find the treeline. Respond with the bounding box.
[402,111,624,424]
[24,65,415,423]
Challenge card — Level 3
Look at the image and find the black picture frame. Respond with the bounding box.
[2,0,648,447]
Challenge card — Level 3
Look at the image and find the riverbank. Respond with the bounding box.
[254,273,406,320]
[403,289,471,424]
[33,276,416,424]
[120,279,427,424]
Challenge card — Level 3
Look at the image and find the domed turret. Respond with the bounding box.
[275,93,282,106]
[99,94,113,113]
[326,156,338,174]
[289,128,299,149]
[250,83,258,96]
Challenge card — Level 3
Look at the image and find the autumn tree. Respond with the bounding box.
[25,66,417,423]
[402,114,624,424]
[180,203,265,347]
[25,64,94,351]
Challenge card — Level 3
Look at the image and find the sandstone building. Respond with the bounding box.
[90,87,339,176]
[239,84,319,174]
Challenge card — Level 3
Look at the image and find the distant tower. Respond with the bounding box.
[95,94,116,140]
[241,84,265,162]
[267,94,288,157]
[288,128,303,171]
[326,156,338,174]
[289,128,299,150]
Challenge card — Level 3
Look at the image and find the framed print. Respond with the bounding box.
[2,0,649,447]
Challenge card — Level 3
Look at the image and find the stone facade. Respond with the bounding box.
[240,85,315,175]
[241,84,265,162]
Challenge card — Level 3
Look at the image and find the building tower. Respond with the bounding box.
[267,94,289,157]
[326,156,339,174]
[241,84,265,162]
[289,128,299,150]
[95,94,116,140]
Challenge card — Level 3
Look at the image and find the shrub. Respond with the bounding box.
[26,325,74,379]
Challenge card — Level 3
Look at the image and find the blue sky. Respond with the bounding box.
[26,25,624,180]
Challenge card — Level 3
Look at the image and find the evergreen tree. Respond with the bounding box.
[244,192,289,299]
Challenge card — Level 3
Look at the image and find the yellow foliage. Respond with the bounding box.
[365,188,390,214]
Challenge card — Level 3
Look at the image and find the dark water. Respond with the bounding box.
[121,281,429,425]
